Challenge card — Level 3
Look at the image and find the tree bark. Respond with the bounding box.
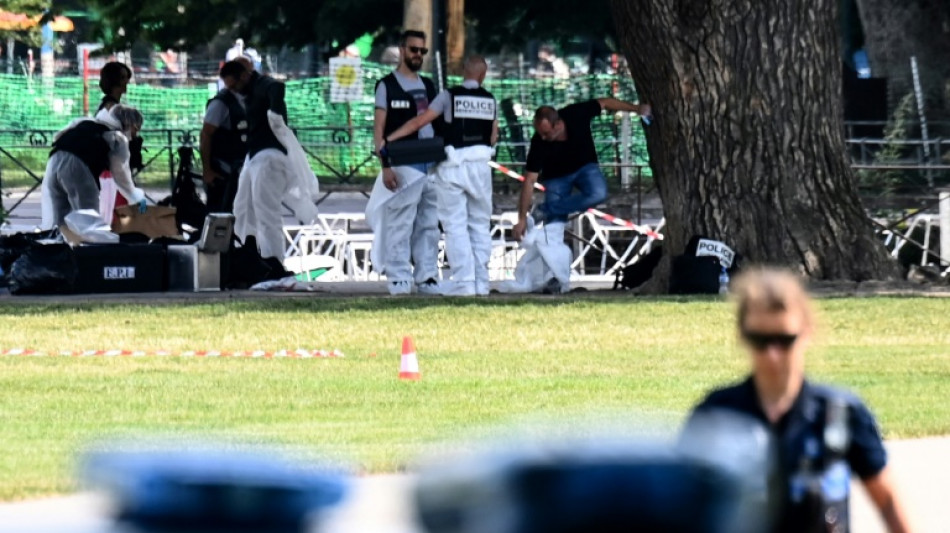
[446,0,465,74]
[855,0,950,136]
[610,0,900,285]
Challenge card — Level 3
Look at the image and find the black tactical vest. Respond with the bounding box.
[207,90,249,167]
[445,85,495,148]
[783,389,853,533]
[378,73,439,139]
[50,121,112,188]
[244,72,287,158]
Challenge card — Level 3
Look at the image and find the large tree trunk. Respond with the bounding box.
[446,0,465,74]
[610,0,900,285]
[855,0,950,136]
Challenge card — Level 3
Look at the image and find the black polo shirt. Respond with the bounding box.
[525,99,602,181]
[686,377,888,532]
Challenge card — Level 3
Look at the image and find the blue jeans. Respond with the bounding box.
[540,163,608,223]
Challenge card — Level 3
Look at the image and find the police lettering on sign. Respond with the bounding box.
[695,239,735,268]
[453,96,495,120]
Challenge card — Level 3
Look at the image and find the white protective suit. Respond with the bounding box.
[365,165,441,285]
[496,217,572,294]
[233,111,320,260]
[40,111,145,229]
[435,145,494,296]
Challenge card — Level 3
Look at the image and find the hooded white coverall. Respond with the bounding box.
[40,111,145,229]
[496,216,572,294]
[435,145,495,295]
[365,166,441,285]
[233,111,319,260]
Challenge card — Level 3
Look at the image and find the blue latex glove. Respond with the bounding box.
[137,199,148,214]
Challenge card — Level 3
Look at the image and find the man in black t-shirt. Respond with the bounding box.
[508,98,649,293]
[512,98,650,242]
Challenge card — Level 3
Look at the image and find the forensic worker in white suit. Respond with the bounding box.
[381,55,498,296]
[41,104,147,229]
[226,61,319,263]
[366,30,443,296]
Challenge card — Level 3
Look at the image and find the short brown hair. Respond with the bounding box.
[400,30,426,45]
[533,106,559,126]
[732,267,814,331]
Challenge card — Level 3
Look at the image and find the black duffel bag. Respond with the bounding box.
[669,236,742,294]
[382,137,446,167]
[9,242,78,295]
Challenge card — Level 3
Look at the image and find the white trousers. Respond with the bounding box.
[234,149,292,260]
[366,166,441,284]
[41,151,100,229]
[435,151,493,295]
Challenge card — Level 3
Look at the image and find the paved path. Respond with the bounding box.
[0,437,946,532]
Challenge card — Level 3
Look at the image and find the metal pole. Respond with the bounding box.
[910,56,933,187]
[620,112,631,191]
[434,50,444,93]
[939,189,950,268]
[6,38,13,75]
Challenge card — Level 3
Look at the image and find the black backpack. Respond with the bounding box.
[669,236,742,294]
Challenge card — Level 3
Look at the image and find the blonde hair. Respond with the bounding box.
[732,267,814,331]
[110,104,144,132]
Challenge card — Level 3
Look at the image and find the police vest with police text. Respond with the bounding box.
[50,120,112,189]
[207,90,249,170]
[445,85,495,148]
[377,73,439,139]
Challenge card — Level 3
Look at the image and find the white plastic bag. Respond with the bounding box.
[64,209,120,244]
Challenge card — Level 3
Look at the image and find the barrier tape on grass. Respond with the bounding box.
[0,348,345,359]
[487,161,664,240]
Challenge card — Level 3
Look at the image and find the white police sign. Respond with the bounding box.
[453,96,495,120]
[695,239,735,268]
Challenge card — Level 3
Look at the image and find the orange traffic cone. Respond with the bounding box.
[399,336,421,380]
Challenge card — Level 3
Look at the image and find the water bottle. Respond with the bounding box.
[718,266,730,295]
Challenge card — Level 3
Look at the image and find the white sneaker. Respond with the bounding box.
[416,278,442,295]
[388,280,412,295]
[441,281,476,296]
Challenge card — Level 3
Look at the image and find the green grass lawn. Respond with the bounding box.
[0,295,948,501]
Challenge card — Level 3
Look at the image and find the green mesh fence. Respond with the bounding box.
[0,62,651,191]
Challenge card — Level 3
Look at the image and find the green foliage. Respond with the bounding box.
[0,296,947,499]
[85,0,401,51]
[0,0,48,48]
[83,0,614,53]
[856,92,917,194]
[467,0,615,52]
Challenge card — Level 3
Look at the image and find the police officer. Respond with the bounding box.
[383,55,498,296]
[682,268,912,533]
[367,29,442,296]
[41,105,147,228]
[200,59,249,213]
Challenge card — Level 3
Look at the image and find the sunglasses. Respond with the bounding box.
[741,330,799,350]
[406,46,429,55]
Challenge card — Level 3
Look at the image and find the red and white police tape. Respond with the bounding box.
[0,348,344,358]
[487,161,664,240]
